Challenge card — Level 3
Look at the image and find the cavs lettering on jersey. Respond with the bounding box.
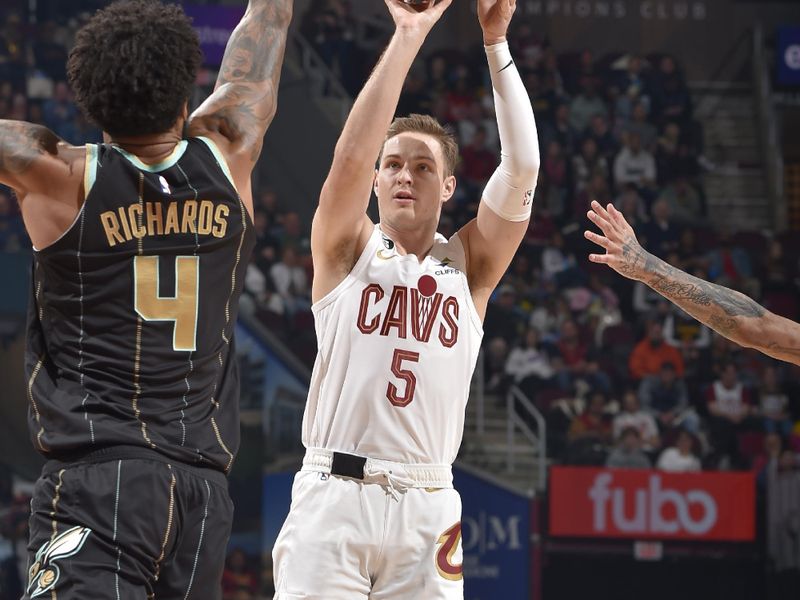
[24,138,254,472]
[303,226,484,465]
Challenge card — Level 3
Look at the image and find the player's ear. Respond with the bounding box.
[373,169,379,196]
[441,174,456,203]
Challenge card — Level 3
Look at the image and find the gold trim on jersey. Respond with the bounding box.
[28,357,46,452]
[211,417,235,473]
[209,195,248,472]
[132,174,156,449]
[153,466,176,582]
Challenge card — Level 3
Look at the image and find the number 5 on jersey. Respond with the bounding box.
[388,349,420,407]
[134,256,199,352]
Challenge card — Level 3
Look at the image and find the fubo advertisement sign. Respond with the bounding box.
[549,466,755,541]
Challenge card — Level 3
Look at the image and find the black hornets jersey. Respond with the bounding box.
[24,138,255,473]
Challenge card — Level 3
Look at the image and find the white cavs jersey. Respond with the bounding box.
[302,225,484,465]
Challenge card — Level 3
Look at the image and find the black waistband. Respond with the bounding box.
[43,445,227,487]
[330,452,367,480]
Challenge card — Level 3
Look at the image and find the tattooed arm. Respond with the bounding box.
[0,120,86,249]
[187,0,292,201]
[585,201,800,366]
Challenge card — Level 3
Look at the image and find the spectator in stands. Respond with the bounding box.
[706,230,759,300]
[460,125,498,187]
[707,362,755,467]
[651,55,692,127]
[758,365,793,437]
[541,230,578,286]
[629,320,685,380]
[657,430,701,472]
[655,122,697,185]
[541,139,570,217]
[222,548,259,600]
[569,76,607,134]
[612,54,651,111]
[606,426,652,469]
[396,66,433,117]
[505,327,557,397]
[243,254,285,318]
[0,12,26,90]
[270,246,310,314]
[0,187,26,251]
[617,101,657,152]
[42,81,78,141]
[571,137,608,195]
[657,175,703,224]
[33,20,68,82]
[569,391,612,442]
[277,211,310,255]
[484,284,526,345]
[752,432,784,488]
[541,102,578,156]
[557,320,609,393]
[585,114,619,164]
[613,132,656,195]
[664,306,711,352]
[566,49,599,95]
[642,198,681,257]
[541,49,566,97]
[639,361,699,432]
[485,336,510,394]
[529,294,570,343]
[574,172,612,226]
[300,0,359,95]
[614,183,649,230]
[613,389,660,451]
[253,210,281,272]
[257,188,285,225]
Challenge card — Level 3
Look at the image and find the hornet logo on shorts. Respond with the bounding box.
[27,526,92,598]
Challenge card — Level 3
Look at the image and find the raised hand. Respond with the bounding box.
[384,0,453,34]
[584,200,650,281]
[478,0,517,45]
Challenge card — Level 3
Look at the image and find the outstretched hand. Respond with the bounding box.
[584,200,650,282]
[384,0,453,34]
[478,0,517,45]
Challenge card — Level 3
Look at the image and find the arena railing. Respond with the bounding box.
[506,385,547,491]
[290,28,353,126]
[752,24,787,232]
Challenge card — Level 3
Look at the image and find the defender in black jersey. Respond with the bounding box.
[0,1,293,598]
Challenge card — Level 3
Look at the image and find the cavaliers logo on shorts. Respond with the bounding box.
[435,522,463,581]
[27,526,92,598]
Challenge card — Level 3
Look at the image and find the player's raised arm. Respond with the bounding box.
[187,0,293,194]
[0,120,80,197]
[585,201,800,366]
[458,0,540,315]
[311,0,452,301]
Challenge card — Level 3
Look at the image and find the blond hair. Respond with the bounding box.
[383,114,459,177]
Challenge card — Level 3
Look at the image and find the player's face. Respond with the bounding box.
[375,132,456,230]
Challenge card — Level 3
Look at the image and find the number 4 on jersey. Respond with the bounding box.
[134,256,199,352]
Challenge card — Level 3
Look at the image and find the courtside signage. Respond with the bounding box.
[549,467,755,541]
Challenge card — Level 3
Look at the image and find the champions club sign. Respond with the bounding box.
[549,467,755,541]
[515,0,708,20]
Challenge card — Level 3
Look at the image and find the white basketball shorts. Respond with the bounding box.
[272,469,464,599]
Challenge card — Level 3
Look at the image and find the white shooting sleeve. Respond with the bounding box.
[482,40,540,222]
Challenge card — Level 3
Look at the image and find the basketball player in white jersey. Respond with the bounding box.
[272,1,537,597]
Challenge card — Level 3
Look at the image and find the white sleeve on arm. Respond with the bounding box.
[482,41,540,222]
